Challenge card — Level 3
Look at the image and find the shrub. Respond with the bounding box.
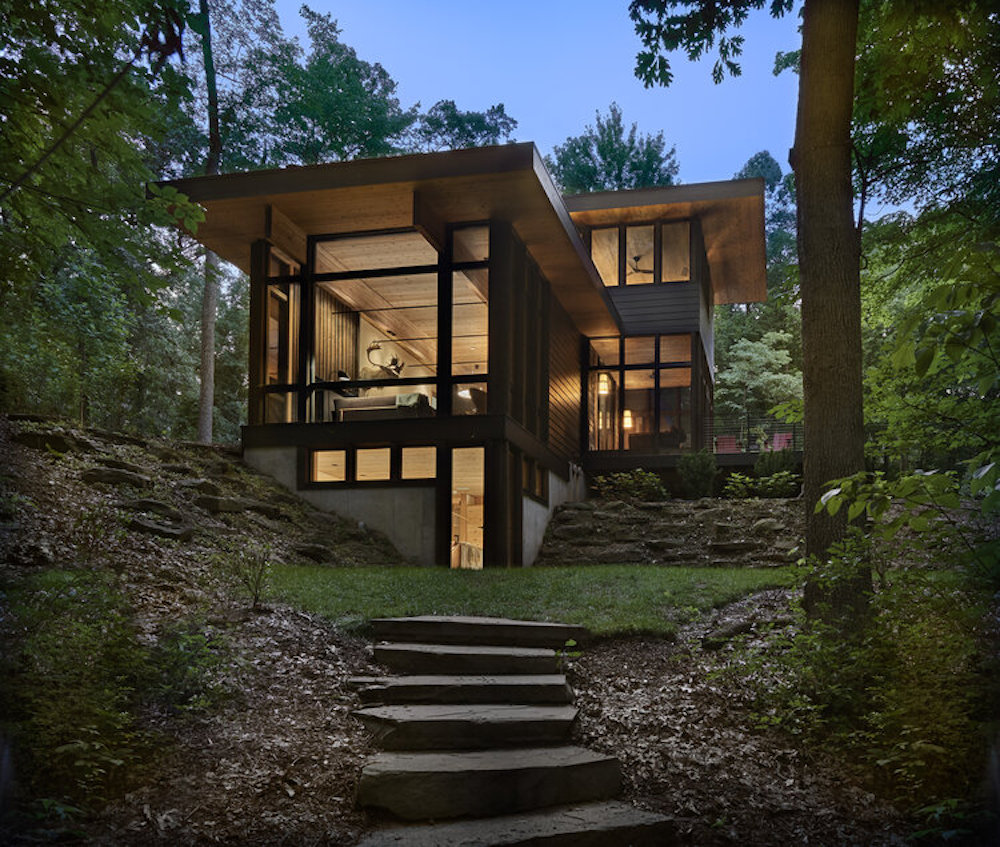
[0,570,228,815]
[754,448,799,478]
[729,522,997,824]
[724,470,801,499]
[757,470,801,498]
[216,543,273,610]
[723,472,756,499]
[677,450,718,498]
[593,469,669,503]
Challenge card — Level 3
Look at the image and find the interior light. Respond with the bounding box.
[623,409,633,429]
[457,388,472,399]
[598,373,610,395]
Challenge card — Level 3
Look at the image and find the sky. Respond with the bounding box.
[272,1,804,186]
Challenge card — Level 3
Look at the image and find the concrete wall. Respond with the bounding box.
[522,463,587,566]
[244,446,436,564]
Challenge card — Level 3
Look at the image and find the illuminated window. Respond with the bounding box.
[591,228,619,287]
[401,447,436,479]
[451,447,485,569]
[312,450,346,482]
[356,448,391,481]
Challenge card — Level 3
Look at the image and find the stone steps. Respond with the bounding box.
[357,746,621,820]
[350,673,574,705]
[372,615,587,648]
[353,704,578,750]
[353,615,674,843]
[355,800,675,847]
[373,642,559,675]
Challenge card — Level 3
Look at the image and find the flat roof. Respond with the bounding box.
[162,143,621,337]
[564,179,767,304]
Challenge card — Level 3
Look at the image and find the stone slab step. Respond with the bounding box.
[372,615,588,649]
[355,800,676,846]
[374,643,559,675]
[353,704,578,750]
[351,674,574,706]
[358,746,621,821]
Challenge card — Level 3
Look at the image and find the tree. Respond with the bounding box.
[192,0,223,444]
[265,7,417,165]
[409,100,517,152]
[630,1,865,588]
[0,0,200,425]
[545,102,679,193]
[715,150,801,393]
[715,330,802,424]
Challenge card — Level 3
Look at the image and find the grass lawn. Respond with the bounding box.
[270,564,800,638]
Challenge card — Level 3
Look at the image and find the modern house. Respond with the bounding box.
[165,143,765,567]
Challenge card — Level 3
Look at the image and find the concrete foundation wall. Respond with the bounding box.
[243,446,436,564]
[522,463,587,566]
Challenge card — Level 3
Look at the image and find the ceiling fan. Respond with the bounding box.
[627,253,654,275]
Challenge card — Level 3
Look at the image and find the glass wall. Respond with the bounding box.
[262,251,300,423]
[589,221,691,286]
[302,225,489,423]
[451,447,484,569]
[587,334,694,452]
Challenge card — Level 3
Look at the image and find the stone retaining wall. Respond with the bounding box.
[534,498,804,567]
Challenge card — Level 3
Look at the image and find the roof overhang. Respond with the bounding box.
[564,179,767,304]
[161,142,620,336]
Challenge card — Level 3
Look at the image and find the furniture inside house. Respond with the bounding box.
[332,392,434,422]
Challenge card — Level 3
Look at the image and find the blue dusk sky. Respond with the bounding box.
[273,1,804,186]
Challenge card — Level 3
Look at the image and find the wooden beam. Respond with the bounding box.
[265,204,307,266]
[413,191,446,253]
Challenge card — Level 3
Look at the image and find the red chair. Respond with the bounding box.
[716,435,740,453]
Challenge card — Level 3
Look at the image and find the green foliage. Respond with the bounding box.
[715,331,802,421]
[723,472,755,499]
[677,449,718,498]
[818,468,999,584]
[592,469,669,503]
[545,102,678,193]
[736,565,993,813]
[724,469,800,499]
[146,622,226,714]
[216,543,273,609]
[630,1,795,87]
[0,570,227,812]
[757,471,800,498]
[70,502,127,566]
[0,570,149,807]
[409,100,517,152]
[264,6,417,165]
[754,448,798,478]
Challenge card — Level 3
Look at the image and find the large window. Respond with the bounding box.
[589,221,691,286]
[301,226,489,423]
[451,447,484,569]
[588,334,693,452]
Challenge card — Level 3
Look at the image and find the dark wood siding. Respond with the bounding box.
[548,293,581,460]
[608,283,701,335]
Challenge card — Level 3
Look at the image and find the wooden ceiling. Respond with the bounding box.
[163,143,620,337]
[564,180,767,304]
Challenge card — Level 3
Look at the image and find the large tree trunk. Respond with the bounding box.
[791,0,869,618]
[196,0,222,444]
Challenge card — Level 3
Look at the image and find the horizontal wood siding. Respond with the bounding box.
[548,293,581,460]
[608,283,701,335]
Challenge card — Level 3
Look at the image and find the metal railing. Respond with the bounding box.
[707,416,803,454]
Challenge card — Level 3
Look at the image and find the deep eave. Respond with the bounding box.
[161,143,620,337]
[564,179,767,304]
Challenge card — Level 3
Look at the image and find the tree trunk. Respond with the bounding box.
[196,0,222,444]
[791,0,869,619]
